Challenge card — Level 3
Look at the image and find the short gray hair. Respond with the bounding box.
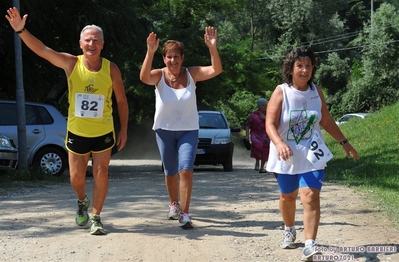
[257,98,267,106]
[80,25,104,41]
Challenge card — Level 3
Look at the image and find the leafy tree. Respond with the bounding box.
[265,0,348,60]
[316,52,350,116]
[345,3,399,112]
[3,0,399,126]
[215,90,260,128]
[2,0,152,121]
[134,0,280,122]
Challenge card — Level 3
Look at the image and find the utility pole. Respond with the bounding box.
[12,0,28,170]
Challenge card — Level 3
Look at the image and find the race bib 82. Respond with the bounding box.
[75,93,105,118]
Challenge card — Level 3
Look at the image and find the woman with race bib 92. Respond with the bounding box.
[266,47,358,261]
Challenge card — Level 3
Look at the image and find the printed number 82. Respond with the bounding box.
[81,100,98,111]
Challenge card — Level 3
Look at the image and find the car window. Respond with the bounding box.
[339,116,349,122]
[26,106,37,125]
[199,113,227,129]
[0,103,54,125]
[35,106,54,124]
[0,103,17,125]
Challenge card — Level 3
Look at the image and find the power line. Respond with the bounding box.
[315,39,399,54]
[259,39,399,60]
[260,19,399,58]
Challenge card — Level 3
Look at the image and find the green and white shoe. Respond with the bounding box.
[88,214,106,235]
[75,194,90,226]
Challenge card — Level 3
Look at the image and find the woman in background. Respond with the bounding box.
[245,98,270,173]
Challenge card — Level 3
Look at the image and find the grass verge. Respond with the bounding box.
[324,102,399,223]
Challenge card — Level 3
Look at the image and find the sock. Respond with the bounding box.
[284,225,296,233]
[305,239,315,247]
[78,196,88,203]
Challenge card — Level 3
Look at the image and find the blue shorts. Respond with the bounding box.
[155,129,198,176]
[276,170,325,194]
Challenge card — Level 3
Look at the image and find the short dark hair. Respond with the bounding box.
[162,40,185,57]
[282,47,317,87]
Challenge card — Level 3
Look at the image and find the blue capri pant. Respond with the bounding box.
[276,169,325,194]
[155,129,198,176]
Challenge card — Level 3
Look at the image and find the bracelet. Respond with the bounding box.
[15,28,25,34]
[339,138,348,145]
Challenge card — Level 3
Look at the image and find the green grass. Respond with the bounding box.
[324,102,399,223]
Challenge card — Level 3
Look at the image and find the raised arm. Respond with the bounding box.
[139,32,162,86]
[189,26,223,82]
[6,7,76,75]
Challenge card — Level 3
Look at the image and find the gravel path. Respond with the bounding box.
[0,158,398,262]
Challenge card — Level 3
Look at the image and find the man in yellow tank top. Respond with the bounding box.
[6,7,129,235]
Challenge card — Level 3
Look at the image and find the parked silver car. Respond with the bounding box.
[0,133,18,171]
[0,100,68,176]
[335,113,370,125]
[195,110,240,171]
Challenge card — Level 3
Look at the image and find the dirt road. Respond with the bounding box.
[0,156,398,262]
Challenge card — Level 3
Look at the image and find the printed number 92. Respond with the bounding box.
[310,141,324,160]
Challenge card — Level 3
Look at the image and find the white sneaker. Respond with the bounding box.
[301,240,319,261]
[178,213,193,229]
[280,229,296,249]
[167,202,181,220]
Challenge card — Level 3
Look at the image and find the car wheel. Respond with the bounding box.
[223,157,233,172]
[34,148,67,176]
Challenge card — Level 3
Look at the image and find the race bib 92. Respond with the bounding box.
[306,131,333,169]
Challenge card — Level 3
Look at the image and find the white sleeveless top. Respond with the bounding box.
[266,83,324,174]
[152,68,199,131]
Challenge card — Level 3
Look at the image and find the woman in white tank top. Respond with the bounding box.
[266,47,359,261]
[140,27,223,229]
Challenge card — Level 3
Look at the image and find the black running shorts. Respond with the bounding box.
[66,131,115,155]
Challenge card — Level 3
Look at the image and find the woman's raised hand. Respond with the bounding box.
[146,32,159,54]
[204,26,217,48]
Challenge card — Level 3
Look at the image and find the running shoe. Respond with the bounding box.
[167,201,181,220]
[88,214,106,235]
[75,194,90,226]
[280,229,296,249]
[178,213,193,229]
[301,241,319,261]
